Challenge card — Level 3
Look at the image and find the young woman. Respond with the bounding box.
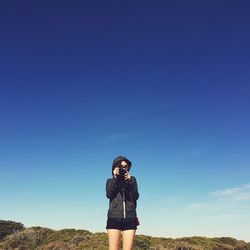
[106,156,139,250]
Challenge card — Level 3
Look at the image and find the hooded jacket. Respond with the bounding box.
[106,156,139,221]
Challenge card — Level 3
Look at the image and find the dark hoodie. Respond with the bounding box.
[106,156,139,221]
[112,155,132,176]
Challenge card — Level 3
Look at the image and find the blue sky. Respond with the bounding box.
[1,0,250,242]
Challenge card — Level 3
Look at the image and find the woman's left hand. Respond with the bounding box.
[124,171,131,181]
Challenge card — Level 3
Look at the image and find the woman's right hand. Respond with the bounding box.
[113,167,119,178]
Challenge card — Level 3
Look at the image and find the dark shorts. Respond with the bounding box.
[106,218,137,231]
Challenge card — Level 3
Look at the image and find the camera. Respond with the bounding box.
[118,166,127,181]
[117,162,128,189]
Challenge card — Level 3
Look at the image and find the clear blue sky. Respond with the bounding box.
[1,0,250,242]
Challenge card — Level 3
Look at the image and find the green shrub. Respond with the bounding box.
[0,220,24,240]
[1,220,249,250]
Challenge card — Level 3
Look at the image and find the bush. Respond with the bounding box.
[135,235,153,249]
[0,220,24,240]
[3,228,39,250]
[40,241,72,250]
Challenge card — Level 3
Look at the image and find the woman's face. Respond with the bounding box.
[120,160,129,170]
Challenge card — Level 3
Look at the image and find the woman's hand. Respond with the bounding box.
[124,171,131,181]
[113,167,119,178]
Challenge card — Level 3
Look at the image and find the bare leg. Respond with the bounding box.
[122,230,136,250]
[107,229,121,250]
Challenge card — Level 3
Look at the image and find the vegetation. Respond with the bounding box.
[0,220,24,240]
[0,220,250,250]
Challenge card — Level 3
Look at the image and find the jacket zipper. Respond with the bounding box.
[122,189,126,219]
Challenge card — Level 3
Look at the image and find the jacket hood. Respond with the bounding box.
[112,156,132,176]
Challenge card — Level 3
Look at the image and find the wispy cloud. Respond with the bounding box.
[98,129,152,144]
[2,170,16,180]
[151,183,250,216]
[210,183,250,202]
[140,184,250,241]
[184,183,250,213]
[188,202,207,209]
[99,132,131,143]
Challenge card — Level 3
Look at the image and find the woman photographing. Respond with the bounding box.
[106,156,139,250]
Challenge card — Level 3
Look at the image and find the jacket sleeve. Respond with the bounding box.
[106,178,119,199]
[128,176,139,201]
